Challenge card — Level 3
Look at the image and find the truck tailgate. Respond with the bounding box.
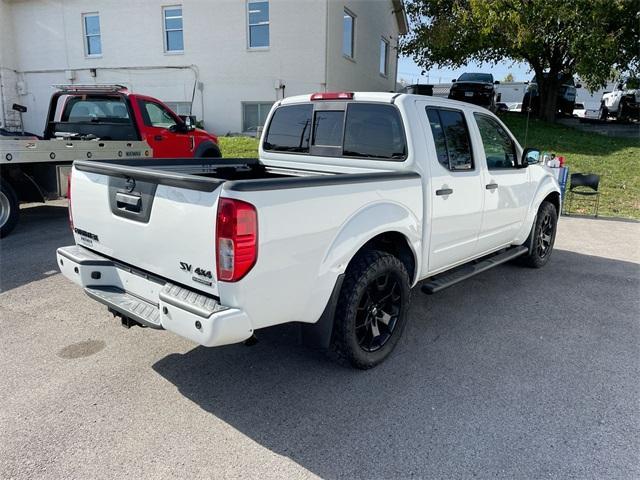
[70,161,223,297]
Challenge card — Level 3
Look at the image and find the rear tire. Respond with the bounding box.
[600,105,609,120]
[520,201,558,268]
[0,178,19,238]
[330,250,411,369]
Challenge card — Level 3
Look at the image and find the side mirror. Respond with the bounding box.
[494,80,500,85]
[452,79,456,83]
[179,115,196,131]
[522,147,541,167]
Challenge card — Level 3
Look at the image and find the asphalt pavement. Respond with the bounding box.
[1,201,639,480]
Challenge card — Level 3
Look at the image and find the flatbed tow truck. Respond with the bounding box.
[1,84,219,237]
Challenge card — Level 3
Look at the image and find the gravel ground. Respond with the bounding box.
[1,202,639,480]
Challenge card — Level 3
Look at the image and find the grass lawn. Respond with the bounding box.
[219,115,640,219]
[218,136,260,158]
[499,113,639,219]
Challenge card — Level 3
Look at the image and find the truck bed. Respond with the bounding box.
[68,156,421,316]
[74,157,416,192]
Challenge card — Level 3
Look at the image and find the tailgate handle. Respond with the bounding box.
[116,192,142,212]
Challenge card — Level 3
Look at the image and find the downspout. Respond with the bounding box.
[0,69,6,128]
[394,35,400,91]
[323,0,329,92]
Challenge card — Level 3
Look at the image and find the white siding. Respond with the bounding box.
[0,0,20,129]
[1,0,402,135]
[325,0,399,92]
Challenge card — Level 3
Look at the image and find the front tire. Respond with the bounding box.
[202,145,222,158]
[0,178,19,238]
[331,250,411,369]
[521,201,558,268]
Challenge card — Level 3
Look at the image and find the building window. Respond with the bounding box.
[163,6,184,52]
[379,38,389,76]
[242,102,273,132]
[343,9,355,58]
[83,13,102,56]
[165,102,192,116]
[248,1,269,48]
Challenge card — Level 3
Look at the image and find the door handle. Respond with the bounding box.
[435,188,453,196]
[154,135,164,141]
[115,192,142,212]
[486,183,499,190]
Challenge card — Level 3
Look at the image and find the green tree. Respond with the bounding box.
[503,73,514,83]
[401,0,640,121]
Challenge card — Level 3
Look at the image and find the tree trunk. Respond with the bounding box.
[537,74,561,123]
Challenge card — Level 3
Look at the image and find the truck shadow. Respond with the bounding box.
[152,249,639,479]
[0,203,72,293]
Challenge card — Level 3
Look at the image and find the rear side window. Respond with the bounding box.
[263,104,313,152]
[344,103,406,159]
[426,107,473,170]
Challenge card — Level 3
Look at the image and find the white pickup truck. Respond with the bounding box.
[57,92,561,369]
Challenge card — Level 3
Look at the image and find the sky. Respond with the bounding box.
[397,56,533,85]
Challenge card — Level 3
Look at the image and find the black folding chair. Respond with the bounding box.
[564,173,601,217]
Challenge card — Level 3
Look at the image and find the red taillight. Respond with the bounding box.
[310,91,354,101]
[216,198,258,282]
[67,171,73,230]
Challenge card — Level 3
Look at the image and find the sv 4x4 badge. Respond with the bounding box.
[180,262,214,286]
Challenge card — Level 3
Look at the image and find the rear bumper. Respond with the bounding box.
[56,245,254,347]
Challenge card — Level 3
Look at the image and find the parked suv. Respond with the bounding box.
[600,78,640,122]
[521,73,579,115]
[448,73,499,111]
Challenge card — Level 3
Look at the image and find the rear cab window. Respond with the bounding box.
[262,104,312,153]
[263,102,406,161]
[60,96,131,124]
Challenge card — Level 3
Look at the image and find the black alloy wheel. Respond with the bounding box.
[536,210,554,259]
[331,249,411,369]
[520,201,558,268]
[355,271,402,352]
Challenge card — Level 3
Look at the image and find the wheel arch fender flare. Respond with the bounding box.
[319,201,422,285]
[0,166,46,203]
[516,176,561,244]
[302,202,421,350]
[193,140,221,158]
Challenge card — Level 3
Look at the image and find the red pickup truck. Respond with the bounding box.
[45,84,220,157]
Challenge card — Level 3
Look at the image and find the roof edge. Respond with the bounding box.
[391,0,408,35]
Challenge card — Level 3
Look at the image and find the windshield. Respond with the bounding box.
[532,73,575,86]
[458,73,493,83]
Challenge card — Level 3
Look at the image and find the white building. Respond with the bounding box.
[0,0,407,135]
